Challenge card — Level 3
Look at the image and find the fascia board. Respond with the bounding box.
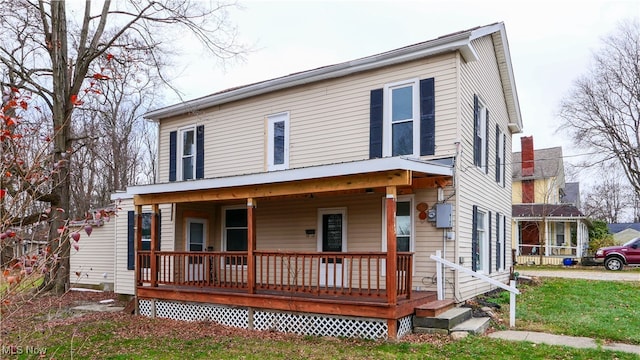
[126,157,454,195]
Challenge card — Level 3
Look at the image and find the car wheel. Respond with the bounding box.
[604,257,623,271]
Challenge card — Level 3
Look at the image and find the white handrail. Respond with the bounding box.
[430,250,519,327]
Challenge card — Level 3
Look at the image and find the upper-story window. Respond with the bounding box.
[370,78,435,159]
[474,95,489,172]
[169,125,204,182]
[384,79,420,157]
[180,127,196,180]
[267,112,290,171]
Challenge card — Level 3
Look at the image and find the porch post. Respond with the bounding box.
[385,186,397,306]
[247,198,256,294]
[135,205,142,286]
[150,204,159,287]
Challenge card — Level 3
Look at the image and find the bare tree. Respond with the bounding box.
[558,19,640,197]
[582,165,634,223]
[0,0,243,293]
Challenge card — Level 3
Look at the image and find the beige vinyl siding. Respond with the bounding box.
[157,54,459,181]
[114,201,174,295]
[456,36,514,301]
[69,220,114,287]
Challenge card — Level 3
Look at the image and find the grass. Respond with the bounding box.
[3,277,639,359]
[484,278,640,344]
[10,322,640,360]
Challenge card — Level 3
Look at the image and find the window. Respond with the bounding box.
[267,112,290,170]
[223,207,247,265]
[474,95,489,171]
[127,211,160,270]
[396,200,412,252]
[169,125,204,181]
[141,213,152,251]
[495,126,505,185]
[472,206,489,272]
[180,127,195,180]
[381,196,413,253]
[369,78,435,158]
[555,222,565,246]
[384,79,420,157]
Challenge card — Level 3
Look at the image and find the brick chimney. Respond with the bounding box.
[521,136,534,177]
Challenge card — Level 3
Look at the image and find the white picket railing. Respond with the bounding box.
[430,250,519,327]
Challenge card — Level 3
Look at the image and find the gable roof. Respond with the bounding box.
[608,223,640,234]
[145,22,522,133]
[512,204,584,218]
[512,147,564,180]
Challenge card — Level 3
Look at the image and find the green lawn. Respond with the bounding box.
[485,277,640,344]
[3,277,639,359]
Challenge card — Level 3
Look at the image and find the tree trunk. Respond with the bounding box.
[45,0,72,294]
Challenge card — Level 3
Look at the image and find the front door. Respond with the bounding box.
[185,218,206,281]
[318,208,347,287]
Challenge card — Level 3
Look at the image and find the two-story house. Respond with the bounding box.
[511,136,589,265]
[76,22,522,340]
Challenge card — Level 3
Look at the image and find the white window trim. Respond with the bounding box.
[383,78,420,158]
[316,208,347,252]
[185,217,207,252]
[381,195,415,253]
[267,112,290,171]
[178,125,196,181]
[476,208,489,273]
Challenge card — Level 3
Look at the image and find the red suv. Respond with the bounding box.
[595,237,640,271]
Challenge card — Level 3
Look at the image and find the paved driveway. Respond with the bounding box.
[517,268,640,282]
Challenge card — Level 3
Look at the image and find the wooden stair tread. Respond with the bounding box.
[415,299,455,318]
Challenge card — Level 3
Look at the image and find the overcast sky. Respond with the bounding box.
[165,0,639,162]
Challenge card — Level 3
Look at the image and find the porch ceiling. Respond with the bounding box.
[130,157,453,205]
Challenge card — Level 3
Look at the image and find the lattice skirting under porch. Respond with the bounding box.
[138,299,412,340]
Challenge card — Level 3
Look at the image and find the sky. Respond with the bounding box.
[164,0,640,172]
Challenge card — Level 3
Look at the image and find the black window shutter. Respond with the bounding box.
[485,109,490,174]
[495,125,501,182]
[419,78,435,156]
[502,134,506,188]
[496,213,501,272]
[472,205,478,271]
[169,131,177,182]
[369,88,384,159]
[196,125,204,179]
[503,214,507,267]
[127,211,135,270]
[488,211,492,274]
[473,95,481,166]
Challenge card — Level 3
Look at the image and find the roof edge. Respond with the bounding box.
[145,30,483,120]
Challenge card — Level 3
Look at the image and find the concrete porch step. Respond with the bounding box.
[415,299,455,318]
[451,317,492,335]
[413,306,471,330]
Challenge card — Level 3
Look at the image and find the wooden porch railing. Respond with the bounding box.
[137,251,413,300]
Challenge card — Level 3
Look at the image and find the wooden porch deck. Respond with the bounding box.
[137,283,437,320]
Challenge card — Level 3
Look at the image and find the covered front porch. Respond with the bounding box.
[128,157,454,339]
